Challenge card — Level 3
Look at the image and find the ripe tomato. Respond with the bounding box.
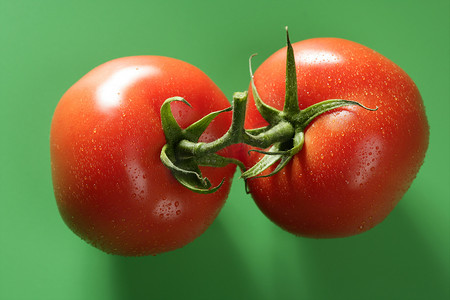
[50,56,236,255]
[243,38,429,238]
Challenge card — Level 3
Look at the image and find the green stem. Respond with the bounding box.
[160,27,378,193]
[176,92,295,158]
[242,121,294,149]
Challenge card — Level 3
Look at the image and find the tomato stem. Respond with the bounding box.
[160,28,377,193]
[176,92,295,158]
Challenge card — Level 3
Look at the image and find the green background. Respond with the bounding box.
[1,0,449,299]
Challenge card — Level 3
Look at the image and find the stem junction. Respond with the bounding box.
[160,27,377,193]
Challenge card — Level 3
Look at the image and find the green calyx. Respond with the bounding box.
[160,27,377,193]
[160,97,245,194]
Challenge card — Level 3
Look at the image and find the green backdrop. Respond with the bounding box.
[1,0,449,299]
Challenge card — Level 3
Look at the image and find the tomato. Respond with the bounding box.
[243,38,429,238]
[50,56,236,256]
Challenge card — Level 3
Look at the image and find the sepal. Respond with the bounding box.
[160,98,236,193]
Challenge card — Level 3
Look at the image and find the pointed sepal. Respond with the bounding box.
[160,97,190,143]
[283,26,300,115]
[295,99,378,129]
[249,54,282,125]
[160,144,225,194]
[184,106,232,142]
[241,129,304,180]
[240,143,284,180]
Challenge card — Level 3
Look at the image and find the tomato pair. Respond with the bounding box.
[50,37,428,256]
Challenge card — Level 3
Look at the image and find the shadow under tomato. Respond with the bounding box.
[268,193,449,300]
[110,219,263,300]
[109,191,448,300]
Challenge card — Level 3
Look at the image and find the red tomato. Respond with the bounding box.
[243,38,429,238]
[50,56,236,255]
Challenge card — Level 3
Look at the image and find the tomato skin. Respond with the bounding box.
[50,56,236,255]
[243,38,429,238]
